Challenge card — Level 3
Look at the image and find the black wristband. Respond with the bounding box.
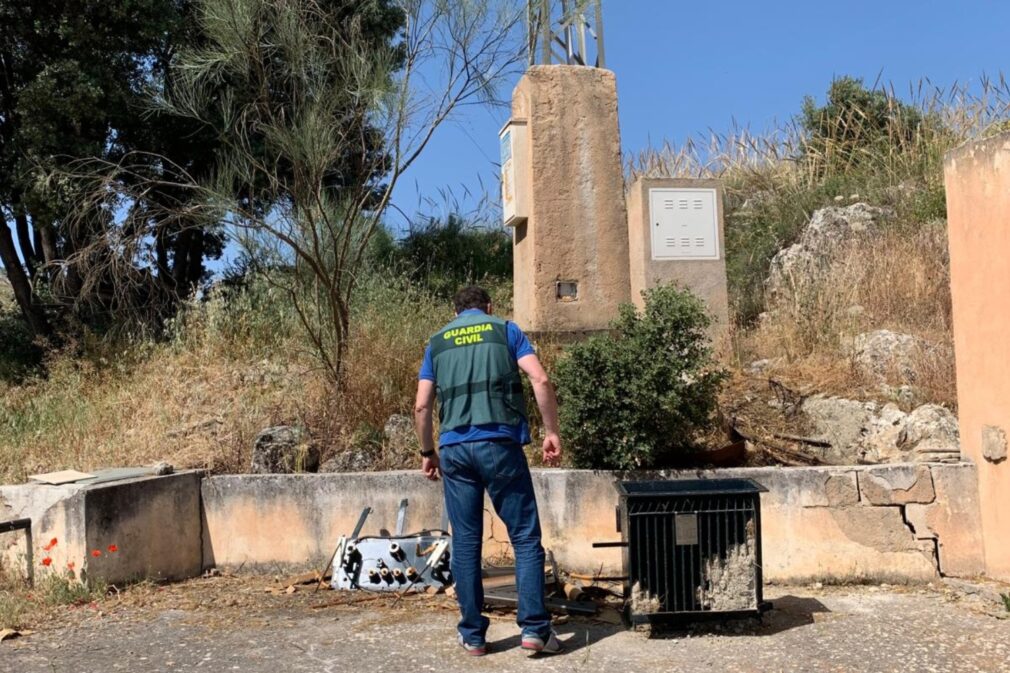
[420,448,436,458]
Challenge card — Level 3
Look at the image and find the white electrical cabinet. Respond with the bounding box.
[499,119,529,227]
[648,188,720,260]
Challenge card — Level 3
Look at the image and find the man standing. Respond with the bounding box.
[414,286,563,657]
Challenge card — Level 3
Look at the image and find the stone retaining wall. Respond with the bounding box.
[202,463,984,583]
[2,464,984,584]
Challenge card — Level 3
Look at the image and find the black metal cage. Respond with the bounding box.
[615,478,770,624]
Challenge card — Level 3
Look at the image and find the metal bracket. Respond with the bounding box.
[351,507,372,539]
[395,499,408,536]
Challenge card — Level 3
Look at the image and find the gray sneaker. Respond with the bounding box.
[457,634,487,657]
[521,630,563,655]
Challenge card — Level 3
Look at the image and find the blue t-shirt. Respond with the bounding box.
[419,309,535,447]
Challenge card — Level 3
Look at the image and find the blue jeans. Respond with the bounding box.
[440,440,551,646]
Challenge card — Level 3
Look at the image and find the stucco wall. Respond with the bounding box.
[200,472,443,569]
[626,177,730,329]
[201,464,983,583]
[510,65,631,333]
[944,133,1010,581]
[3,465,983,585]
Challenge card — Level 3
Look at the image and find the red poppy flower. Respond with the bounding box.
[107,544,119,553]
[43,537,58,552]
[41,557,52,567]
[91,549,102,558]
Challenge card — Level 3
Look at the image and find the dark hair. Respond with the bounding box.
[453,286,491,314]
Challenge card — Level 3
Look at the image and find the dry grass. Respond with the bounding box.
[0,320,316,483]
[730,221,956,408]
[746,223,951,354]
[0,561,30,630]
[0,275,479,482]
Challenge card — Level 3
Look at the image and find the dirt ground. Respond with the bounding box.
[2,574,1010,673]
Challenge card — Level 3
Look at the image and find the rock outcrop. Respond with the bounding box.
[852,329,951,386]
[383,414,417,452]
[801,395,960,465]
[250,425,320,473]
[767,203,892,299]
[853,330,924,382]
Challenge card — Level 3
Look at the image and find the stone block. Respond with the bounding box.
[824,473,860,506]
[84,472,203,582]
[0,483,85,576]
[1,472,202,584]
[858,465,935,505]
[982,425,1007,464]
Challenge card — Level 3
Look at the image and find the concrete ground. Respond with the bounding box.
[3,576,1009,673]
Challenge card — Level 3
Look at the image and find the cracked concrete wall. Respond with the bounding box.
[201,464,983,583]
[4,465,982,583]
[945,133,1010,581]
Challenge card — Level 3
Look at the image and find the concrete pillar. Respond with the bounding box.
[943,132,1010,581]
[626,177,730,327]
[508,65,631,334]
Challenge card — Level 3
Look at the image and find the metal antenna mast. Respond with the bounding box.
[527,0,606,68]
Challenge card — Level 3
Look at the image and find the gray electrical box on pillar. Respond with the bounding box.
[627,177,730,329]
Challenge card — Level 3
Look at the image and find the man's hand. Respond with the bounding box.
[422,453,441,481]
[518,354,563,468]
[542,433,562,467]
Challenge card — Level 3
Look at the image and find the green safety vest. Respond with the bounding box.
[429,312,527,433]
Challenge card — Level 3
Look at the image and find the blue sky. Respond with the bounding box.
[389,0,1010,230]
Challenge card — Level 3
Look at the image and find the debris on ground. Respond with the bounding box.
[0,628,32,642]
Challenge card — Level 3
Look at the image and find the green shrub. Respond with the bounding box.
[554,285,726,470]
[801,76,925,169]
